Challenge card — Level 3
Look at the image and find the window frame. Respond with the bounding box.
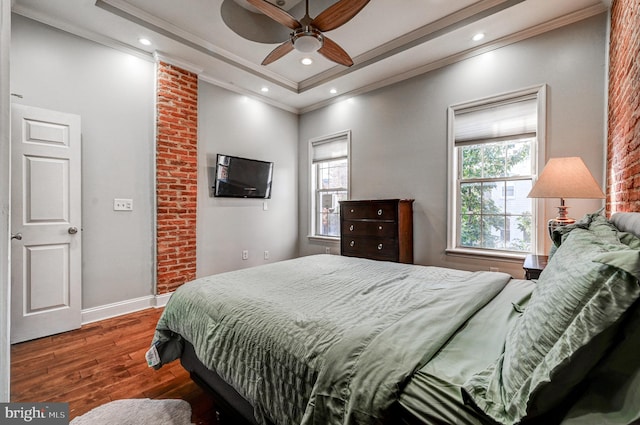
[446,85,547,260]
[308,130,351,241]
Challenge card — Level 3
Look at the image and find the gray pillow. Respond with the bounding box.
[462,226,640,424]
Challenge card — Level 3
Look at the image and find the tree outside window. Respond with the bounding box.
[459,139,533,252]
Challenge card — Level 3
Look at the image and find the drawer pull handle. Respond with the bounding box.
[377,243,383,250]
[350,241,355,247]
[378,225,383,230]
[350,209,355,213]
[349,224,354,231]
[377,209,383,216]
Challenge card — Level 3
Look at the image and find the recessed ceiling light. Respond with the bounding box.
[261,87,269,93]
[139,38,152,46]
[301,57,313,66]
[330,88,337,94]
[472,33,485,42]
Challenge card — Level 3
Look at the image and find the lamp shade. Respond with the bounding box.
[527,157,605,199]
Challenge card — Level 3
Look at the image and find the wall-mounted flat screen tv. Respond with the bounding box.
[213,154,273,198]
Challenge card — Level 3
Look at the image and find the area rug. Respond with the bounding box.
[70,398,194,425]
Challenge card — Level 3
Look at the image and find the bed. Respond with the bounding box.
[150,212,640,425]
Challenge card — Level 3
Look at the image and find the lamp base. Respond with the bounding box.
[547,203,575,239]
[547,217,576,240]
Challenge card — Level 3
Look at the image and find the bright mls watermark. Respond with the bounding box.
[1,403,68,424]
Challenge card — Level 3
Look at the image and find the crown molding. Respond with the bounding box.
[11,0,608,115]
[299,3,608,114]
[198,73,299,114]
[96,0,298,92]
[11,4,154,63]
[153,51,203,75]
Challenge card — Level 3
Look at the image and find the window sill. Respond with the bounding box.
[308,235,340,243]
[445,248,527,263]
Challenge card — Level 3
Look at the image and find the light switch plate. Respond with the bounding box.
[114,198,133,211]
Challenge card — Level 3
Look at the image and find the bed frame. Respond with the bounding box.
[181,339,411,425]
[181,340,267,425]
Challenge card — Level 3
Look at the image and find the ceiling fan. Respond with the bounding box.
[246,0,370,67]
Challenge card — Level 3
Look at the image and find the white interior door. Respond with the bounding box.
[10,104,82,344]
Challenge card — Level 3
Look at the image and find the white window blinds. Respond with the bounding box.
[454,97,537,145]
[312,135,349,163]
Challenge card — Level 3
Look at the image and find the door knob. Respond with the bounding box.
[11,233,22,240]
[68,227,78,234]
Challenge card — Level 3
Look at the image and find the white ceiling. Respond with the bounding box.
[11,0,608,113]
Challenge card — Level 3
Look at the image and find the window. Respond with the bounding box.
[448,86,546,256]
[310,131,350,238]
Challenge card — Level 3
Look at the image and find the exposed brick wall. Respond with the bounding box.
[156,61,198,294]
[607,0,640,214]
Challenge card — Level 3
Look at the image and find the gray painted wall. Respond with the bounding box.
[10,14,300,310]
[298,14,608,278]
[10,15,156,308]
[197,82,299,276]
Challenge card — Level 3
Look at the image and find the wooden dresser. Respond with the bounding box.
[340,199,414,264]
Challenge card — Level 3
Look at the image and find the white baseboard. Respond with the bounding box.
[154,292,173,308]
[81,292,173,325]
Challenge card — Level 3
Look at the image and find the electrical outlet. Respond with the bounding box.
[325,247,331,254]
[114,198,133,211]
[242,250,249,260]
[490,267,499,272]
[264,250,269,260]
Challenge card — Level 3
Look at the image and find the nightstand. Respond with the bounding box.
[523,254,548,280]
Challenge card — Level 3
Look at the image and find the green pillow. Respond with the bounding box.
[619,231,640,249]
[561,298,640,424]
[550,211,605,247]
[463,227,640,424]
[593,250,640,278]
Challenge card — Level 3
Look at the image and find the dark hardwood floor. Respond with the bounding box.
[10,307,219,423]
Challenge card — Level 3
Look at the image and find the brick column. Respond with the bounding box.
[156,61,198,294]
[607,0,640,214]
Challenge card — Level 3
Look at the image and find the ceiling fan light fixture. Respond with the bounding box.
[251,0,367,66]
[292,27,323,53]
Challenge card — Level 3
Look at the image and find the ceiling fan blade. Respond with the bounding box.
[262,40,295,65]
[318,36,354,67]
[245,0,301,30]
[311,0,370,32]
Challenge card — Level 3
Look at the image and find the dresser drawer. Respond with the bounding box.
[341,201,398,221]
[339,199,414,264]
[341,220,397,237]
[341,236,398,260]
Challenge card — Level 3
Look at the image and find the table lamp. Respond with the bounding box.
[527,157,605,239]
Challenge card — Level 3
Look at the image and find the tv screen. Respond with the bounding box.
[213,154,273,198]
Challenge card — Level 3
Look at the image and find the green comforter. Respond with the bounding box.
[152,255,510,425]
